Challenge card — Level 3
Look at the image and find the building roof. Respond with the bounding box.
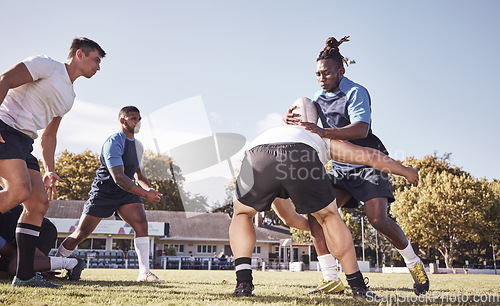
[47,200,291,242]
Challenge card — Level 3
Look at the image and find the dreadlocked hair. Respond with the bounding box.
[317,36,350,67]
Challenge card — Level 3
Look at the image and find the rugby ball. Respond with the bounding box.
[291,97,318,124]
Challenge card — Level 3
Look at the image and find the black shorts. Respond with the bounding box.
[0,120,39,171]
[328,166,395,208]
[235,143,335,214]
[83,191,142,218]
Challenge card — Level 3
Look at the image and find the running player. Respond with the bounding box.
[55,106,164,283]
[0,37,105,287]
[231,97,418,299]
[284,36,429,295]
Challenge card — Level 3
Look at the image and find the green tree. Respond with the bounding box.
[44,150,100,200]
[390,154,499,268]
[142,150,208,211]
[290,227,312,244]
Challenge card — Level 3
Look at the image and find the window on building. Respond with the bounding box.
[164,244,184,255]
[112,238,132,250]
[252,246,261,254]
[197,245,217,254]
[78,238,91,249]
[92,238,106,249]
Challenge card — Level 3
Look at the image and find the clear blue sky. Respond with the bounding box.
[2,0,499,182]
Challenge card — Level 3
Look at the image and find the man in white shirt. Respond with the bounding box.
[0,37,105,287]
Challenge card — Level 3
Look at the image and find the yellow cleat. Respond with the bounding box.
[308,278,345,294]
[409,262,430,295]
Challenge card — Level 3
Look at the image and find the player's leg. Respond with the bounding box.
[37,218,58,256]
[12,168,59,288]
[364,197,429,295]
[0,159,31,214]
[364,197,407,249]
[7,248,79,275]
[117,202,163,283]
[311,202,375,299]
[229,197,257,297]
[271,198,309,231]
[57,214,102,256]
[308,188,352,294]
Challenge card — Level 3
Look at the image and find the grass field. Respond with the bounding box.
[0,269,499,305]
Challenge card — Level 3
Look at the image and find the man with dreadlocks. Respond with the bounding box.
[284,36,429,296]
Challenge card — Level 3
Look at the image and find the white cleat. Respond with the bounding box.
[137,271,165,283]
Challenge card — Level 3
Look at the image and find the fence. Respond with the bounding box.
[49,249,150,269]
[160,256,234,270]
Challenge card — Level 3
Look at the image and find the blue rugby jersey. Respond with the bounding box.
[313,76,388,171]
[89,131,144,196]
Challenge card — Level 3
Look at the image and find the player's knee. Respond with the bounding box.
[26,197,50,217]
[0,187,30,212]
[134,223,148,236]
[367,215,388,230]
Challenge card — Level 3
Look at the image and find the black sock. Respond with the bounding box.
[15,223,40,280]
[235,257,252,285]
[346,270,365,289]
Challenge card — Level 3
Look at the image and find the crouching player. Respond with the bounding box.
[0,205,84,286]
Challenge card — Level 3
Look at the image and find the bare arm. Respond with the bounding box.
[0,63,34,143]
[301,121,369,140]
[109,165,162,203]
[40,117,65,200]
[134,167,152,190]
[330,140,419,186]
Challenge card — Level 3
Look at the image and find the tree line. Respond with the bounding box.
[288,154,500,269]
[42,149,208,212]
[47,150,500,269]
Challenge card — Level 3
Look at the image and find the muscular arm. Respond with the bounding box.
[0,63,33,105]
[301,121,369,140]
[0,63,34,143]
[109,165,161,202]
[40,117,65,199]
[134,167,151,190]
[330,140,419,186]
[40,117,62,173]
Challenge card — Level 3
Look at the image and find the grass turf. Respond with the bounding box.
[0,269,499,305]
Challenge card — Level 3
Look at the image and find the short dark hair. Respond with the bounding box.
[119,106,140,119]
[317,36,350,68]
[68,37,106,59]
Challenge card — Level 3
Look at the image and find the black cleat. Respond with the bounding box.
[233,282,254,297]
[67,258,85,281]
[351,277,378,300]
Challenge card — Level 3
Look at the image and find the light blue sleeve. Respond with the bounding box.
[346,86,371,124]
[102,135,124,169]
[0,235,6,250]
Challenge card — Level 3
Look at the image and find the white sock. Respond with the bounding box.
[134,237,151,274]
[397,241,420,269]
[318,254,339,281]
[56,244,74,257]
[50,257,78,271]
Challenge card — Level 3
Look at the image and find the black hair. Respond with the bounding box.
[68,37,106,59]
[119,106,140,119]
[316,36,350,68]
